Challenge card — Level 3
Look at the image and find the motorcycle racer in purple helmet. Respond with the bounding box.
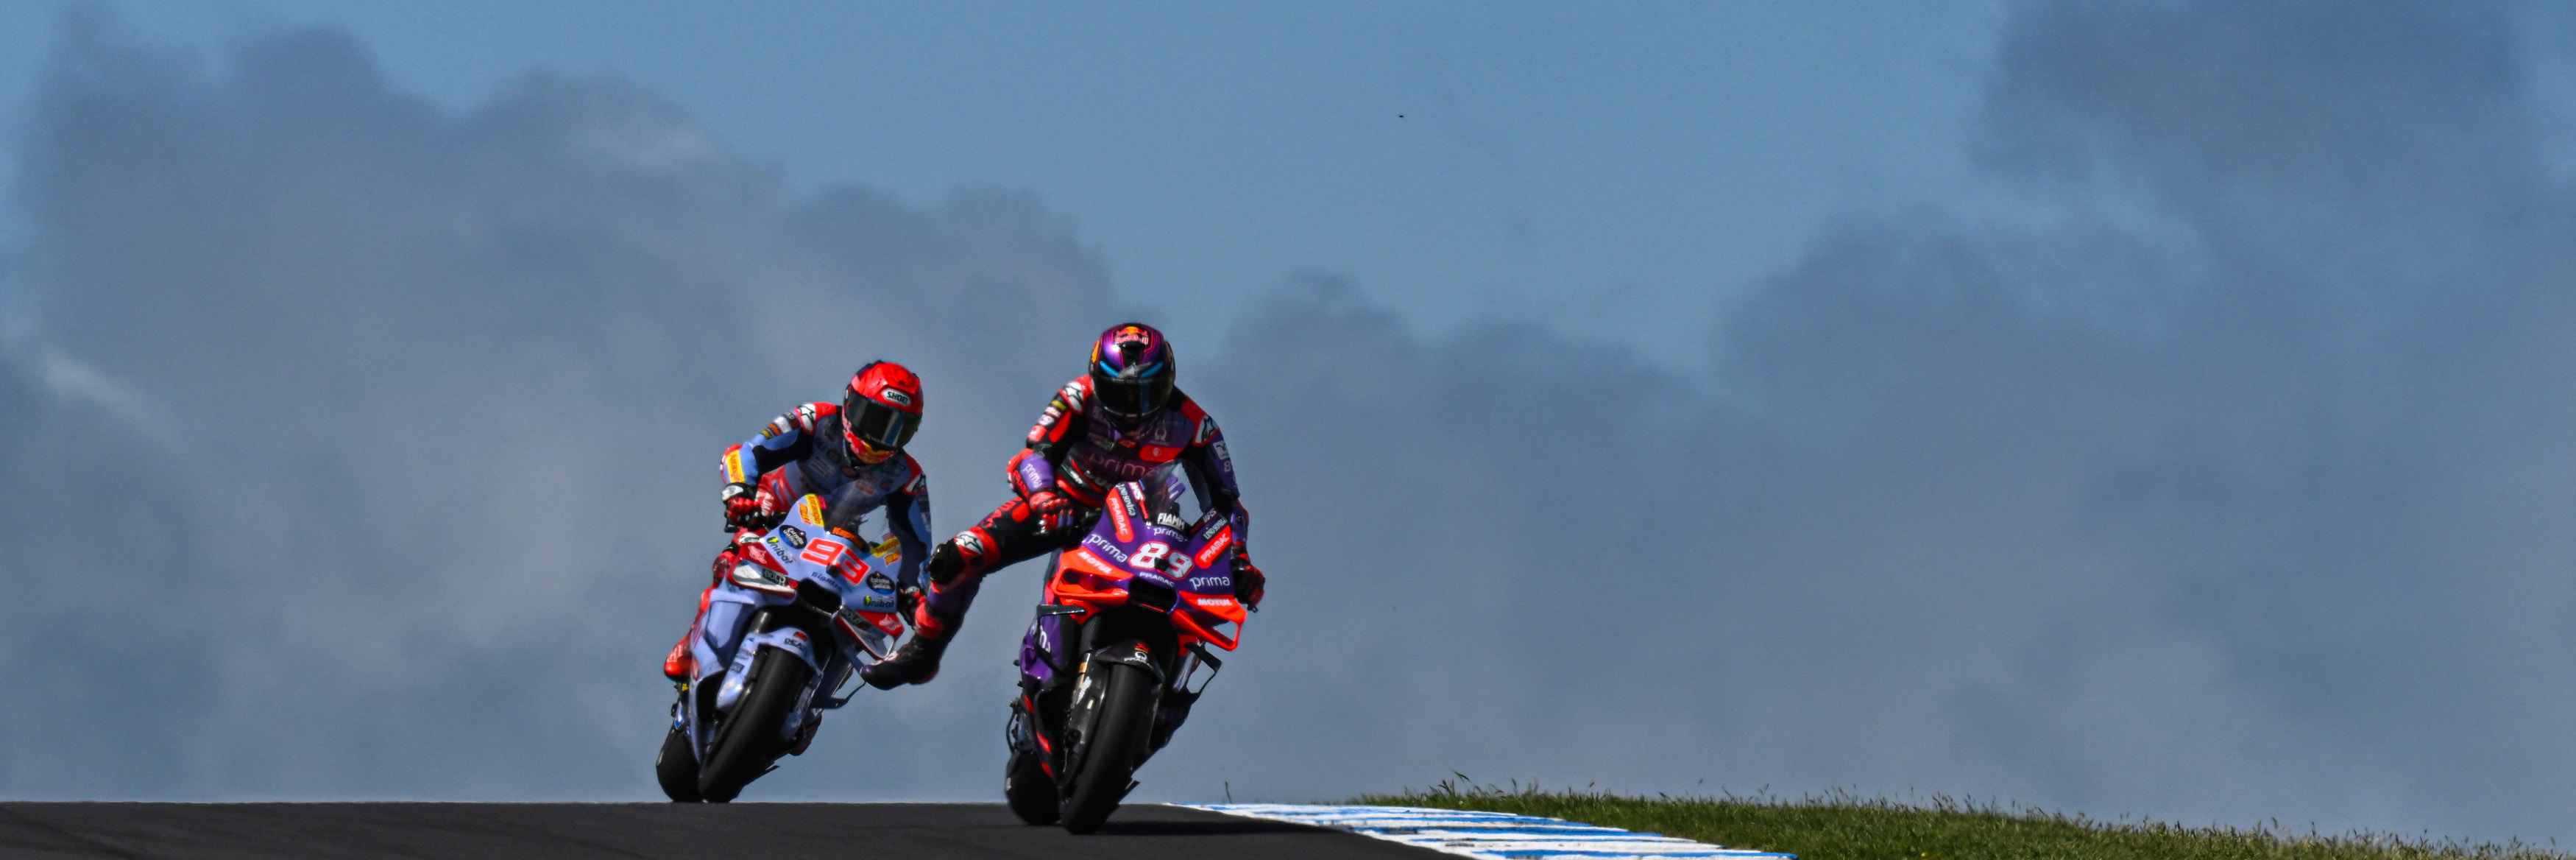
[862,322,1262,688]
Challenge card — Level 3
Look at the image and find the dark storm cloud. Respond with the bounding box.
[1,15,1111,797]
[1171,0,2576,843]
[9,0,2576,845]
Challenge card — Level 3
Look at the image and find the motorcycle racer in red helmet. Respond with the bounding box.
[862,323,1261,688]
[663,361,935,682]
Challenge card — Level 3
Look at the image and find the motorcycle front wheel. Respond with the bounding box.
[697,649,812,803]
[1058,661,1156,834]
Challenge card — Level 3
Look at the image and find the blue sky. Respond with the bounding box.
[0,1,2008,367]
[17,1,2576,850]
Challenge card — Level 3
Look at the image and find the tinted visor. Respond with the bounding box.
[1092,362,1173,417]
[844,398,916,450]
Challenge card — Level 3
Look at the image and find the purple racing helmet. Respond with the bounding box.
[1089,322,1176,419]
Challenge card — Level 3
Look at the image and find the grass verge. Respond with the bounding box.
[1356,780,2566,859]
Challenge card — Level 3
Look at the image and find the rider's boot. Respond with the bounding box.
[862,607,955,688]
[863,542,968,688]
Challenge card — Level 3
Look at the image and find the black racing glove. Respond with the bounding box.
[721,482,778,532]
[896,583,924,619]
[1230,551,1265,610]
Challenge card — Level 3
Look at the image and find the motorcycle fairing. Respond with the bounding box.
[737,495,905,655]
[717,627,815,711]
[1019,482,1250,692]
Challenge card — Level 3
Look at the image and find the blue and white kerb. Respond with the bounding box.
[1183,804,1795,859]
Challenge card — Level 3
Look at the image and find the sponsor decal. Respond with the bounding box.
[865,571,896,593]
[861,594,896,611]
[880,388,911,406]
[1081,532,1130,563]
[1189,575,1231,588]
[1139,444,1181,462]
[1195,416,1219,445]
[1153,511,1188,530]
[1065,548,1120,578]
[872,535,903,561]
[1108,496,1134,542]
[802,538,850,566]
[1195,597,1233,607]
[796,495,825,525]
[778,525,809,549]
[722,448,747,483]
[1193,529,1234,569]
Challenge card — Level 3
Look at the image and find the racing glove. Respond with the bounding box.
[721,482,780,531]
[896,583,924,619]
[1231,551,1265,610]
[1022,488,1080,532]
[1022,488,1071,516]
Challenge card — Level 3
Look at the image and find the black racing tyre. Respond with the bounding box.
[1058,661,1156,834]
[1005,747,1059,824]
[697,649,813,803]
[656,723,702,803]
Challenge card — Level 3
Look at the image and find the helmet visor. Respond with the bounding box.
[845,399,917,451]
[1093,362,1173,417]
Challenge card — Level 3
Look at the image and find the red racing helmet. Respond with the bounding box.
[842,361,923,462]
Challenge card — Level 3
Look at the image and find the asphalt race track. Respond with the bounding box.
[0,802,1446,859]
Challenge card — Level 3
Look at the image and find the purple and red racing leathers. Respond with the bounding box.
[917,376,1246,633]
[665,401,932,679]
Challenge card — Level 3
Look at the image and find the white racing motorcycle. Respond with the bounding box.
[657,493,908,802]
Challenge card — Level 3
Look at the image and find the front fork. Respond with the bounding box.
[681,596,838,761]
[1017,607,1224,778]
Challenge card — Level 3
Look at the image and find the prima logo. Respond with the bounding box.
[1081,533,1130,563]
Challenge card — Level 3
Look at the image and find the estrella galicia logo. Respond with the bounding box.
[779,525,809,549]
[865,571,896,593]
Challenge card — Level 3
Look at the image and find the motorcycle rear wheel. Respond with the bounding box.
[656,723,702,802]
[697,649,812,803]
[1058,661,1156,834]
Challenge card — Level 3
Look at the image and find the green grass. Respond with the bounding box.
[1355,780,2566,860]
